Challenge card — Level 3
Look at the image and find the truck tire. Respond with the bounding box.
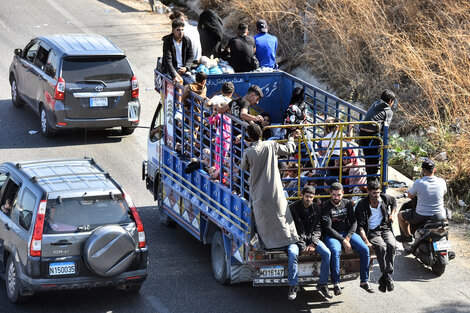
[156,176,175,227]
[6,256,32,303]
[211,231,230,285]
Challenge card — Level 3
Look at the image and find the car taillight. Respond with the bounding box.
[30,200,47,257]
[124,192,146,248]
[131,76,139,98]
[54,77,65,100]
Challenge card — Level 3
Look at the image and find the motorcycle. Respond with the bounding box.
[400,197,456,276]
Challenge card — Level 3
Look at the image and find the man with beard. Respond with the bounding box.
[356,180,397,292]
[322,182,373,295]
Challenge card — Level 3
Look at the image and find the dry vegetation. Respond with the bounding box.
[199,0,470,204]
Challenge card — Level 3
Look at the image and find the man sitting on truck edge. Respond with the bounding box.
[397,159,447,243]
[162,19,194,85]
[322,182,374,295]
[288,186,332,300]
[358,89,396,182]
[356,180,397,292]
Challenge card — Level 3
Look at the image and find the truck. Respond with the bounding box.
[143,69,388,286]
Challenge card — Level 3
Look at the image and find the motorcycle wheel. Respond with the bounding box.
[431,258,446,276]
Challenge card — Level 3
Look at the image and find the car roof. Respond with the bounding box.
[38,34,125,57]
[7,158,121,197]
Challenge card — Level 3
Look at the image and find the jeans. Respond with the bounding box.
[359,137,381,181]
[325,232,370,284]
[315,241,331,285]
[287,244,299,286]
[287,242,331,286]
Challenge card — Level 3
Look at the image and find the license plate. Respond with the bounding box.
[128,101,139,122]
[433,240,451,251]
[259,266,284,278]
[90,97,108,107]
[49,262,76,276]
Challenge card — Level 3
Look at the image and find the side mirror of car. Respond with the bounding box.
[14,48,22,57]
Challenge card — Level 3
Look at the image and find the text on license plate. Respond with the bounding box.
[90,97,108,107]
[49,262,76,276]
[259,266,284,278]
[433,240,451,251]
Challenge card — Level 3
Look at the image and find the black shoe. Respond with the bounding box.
[333,285,342,296]
[288,285,299,300]
[386,276,394,292]
[184,161,200,174]
[378,275,387,293]
[360,282,375,293]
[395,235,413,243]
[316,284,333,299]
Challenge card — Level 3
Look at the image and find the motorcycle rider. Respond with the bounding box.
[396,159,447,243]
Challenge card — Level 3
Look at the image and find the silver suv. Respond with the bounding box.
[0,158,147,303]
[9,34,140,137]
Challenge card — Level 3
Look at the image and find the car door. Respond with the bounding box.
[0,173,21,267]
[10,186,37,271]
[0,170,10,266]
[17,40,40,108]
[28,41,52,112]
[147,101,164,183]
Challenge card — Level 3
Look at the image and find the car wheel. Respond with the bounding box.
[6,256,32,303]
[40,107,55,137]
[10,76,24,108]
[83,225,136,277]
[211,231,230,285]
[121,127,135,135]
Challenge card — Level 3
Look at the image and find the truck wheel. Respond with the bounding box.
[431,258,446,276]
[10,76,24,108]
[156,178,175,227]
[6,256,32,303]
[211,231,230,285]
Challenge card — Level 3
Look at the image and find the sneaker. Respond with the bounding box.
[288,285,299,300]
[316,284,333,299]
[333,285,342,296]
[395,235,413,243]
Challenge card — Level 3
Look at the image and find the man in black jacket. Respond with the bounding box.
[356,180,397,293]
[162,19,194,85]
[287,186,332,300]
[322,182,373,295]
[222,23,256,73]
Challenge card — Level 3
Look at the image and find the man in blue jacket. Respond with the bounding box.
[254,19,278,69]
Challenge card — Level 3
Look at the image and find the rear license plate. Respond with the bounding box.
[433,240,451,251]
[90,97,108,107]
[259,266,284,278]
[49,262,76,276]
[128,101,139,122]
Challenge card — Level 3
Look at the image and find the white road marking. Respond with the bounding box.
[44,0,93,33]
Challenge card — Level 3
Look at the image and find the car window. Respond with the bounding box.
[14,188,36,230]
[149,102,164,142]
[34,45,50,72]
[25,43,40,63]
[45,49,59,78]
[43,196,133,234]
[0,179,20,219]
[61,56,133,83]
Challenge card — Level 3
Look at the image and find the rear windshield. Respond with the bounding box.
[61,56,132,82]
[43,196,132,234]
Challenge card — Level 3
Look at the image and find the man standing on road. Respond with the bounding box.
[162,19,194,85]
[322,182,373,295]
[288,186,332,300]
[397,159,447,242]
[356,180,397,293]
[254,19,278,69]
[359,89,396,182]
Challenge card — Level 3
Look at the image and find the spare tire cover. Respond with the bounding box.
[83,225,136,277]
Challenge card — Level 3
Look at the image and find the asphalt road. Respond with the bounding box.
[0,1,469,312]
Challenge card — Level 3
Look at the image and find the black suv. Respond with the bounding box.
[0,158,147,303]
[9,34,140,137]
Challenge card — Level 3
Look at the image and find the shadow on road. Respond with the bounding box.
[423,300,470,313]
[97,0,145,13]
[0,99,126,149]
[392,249,442,282]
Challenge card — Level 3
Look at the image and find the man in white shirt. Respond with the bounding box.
[397,159,447,242]
[356,180,397,293]
[169,10,202,62]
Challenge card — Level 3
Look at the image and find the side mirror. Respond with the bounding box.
[14,48,22,57]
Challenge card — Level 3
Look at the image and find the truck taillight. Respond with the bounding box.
[124,192,146,248]
[30,200,47,257]
[131,76,139,98]
[54,77,65,100]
